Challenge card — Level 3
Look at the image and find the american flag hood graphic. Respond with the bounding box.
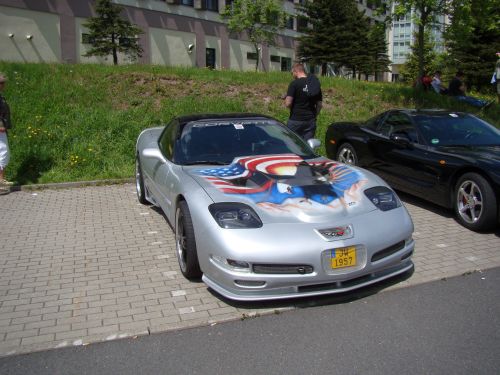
[189,154,368,213]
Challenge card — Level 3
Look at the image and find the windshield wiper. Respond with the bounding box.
[183,160,229,166]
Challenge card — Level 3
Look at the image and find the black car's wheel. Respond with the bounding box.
[336,143,358,165]
[175,201,202,280]
[455,173,497,231]
[136,154,148,204]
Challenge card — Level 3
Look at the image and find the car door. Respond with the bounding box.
[147,120,178,217]
[369,112,437,193]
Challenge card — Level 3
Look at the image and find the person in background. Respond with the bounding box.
[431,71,448,95]
[448,71,491,108]
[0,73,13,187]
[284,63,322,141]
[495,52,500,104]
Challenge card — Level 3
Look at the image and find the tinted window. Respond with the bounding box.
[380,112,418,142]
[176,120,316,165]
[414,114,500,146]
[159,119,178,160]
[364,113,385,130]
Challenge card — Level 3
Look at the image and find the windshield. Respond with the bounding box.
[175,119,316,165]
[414,113,500,147]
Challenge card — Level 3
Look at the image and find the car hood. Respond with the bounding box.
[184,154,381,224]
[438,145,500,164]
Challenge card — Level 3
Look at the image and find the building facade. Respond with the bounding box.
[0,0,305,71]
[388,7,447,81]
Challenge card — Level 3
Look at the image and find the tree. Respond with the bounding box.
[365,23,392,81]
[297,0,371,77]
[445,0,500,91]
[387,0,449,87]
[399,30,438,82]
[221,0,285,71]
[83,0,143,65]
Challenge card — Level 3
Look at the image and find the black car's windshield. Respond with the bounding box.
[175,119,316,165]
[414,113,500,147]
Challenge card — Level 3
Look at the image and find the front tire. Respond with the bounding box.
[455,173,497,231]
[175,201,202,280]
[336,143,358,165]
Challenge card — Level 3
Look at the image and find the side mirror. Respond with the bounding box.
[142,148,167,163]
[390,133,412,148]
[307,138,321,150]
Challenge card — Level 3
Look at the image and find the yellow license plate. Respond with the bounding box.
[331,246,356,269]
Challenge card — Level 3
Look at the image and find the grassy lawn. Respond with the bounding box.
[0,62,498,185]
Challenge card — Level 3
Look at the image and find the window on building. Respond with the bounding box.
[203,0,218,11]
[206,48,216,69]
[297,16,308,32]
[247,52,258,60]
[119,37,133,47]
[285,16,294,30]
[270,55,281,63]
[81,33,95,44]
[179,0,194,5]
[281,57,291,72]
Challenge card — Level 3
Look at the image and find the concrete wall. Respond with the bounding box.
[0,5,61,63]
[229,39,259,72]
[150,27,195,67]
[0,0,298,71]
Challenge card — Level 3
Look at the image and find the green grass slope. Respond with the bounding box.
[0,62,498,185]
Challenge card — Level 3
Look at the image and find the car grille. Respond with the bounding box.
[371,241,405,262]
[252,264,314,275]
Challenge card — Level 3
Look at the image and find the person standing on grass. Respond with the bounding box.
[284,63,322,141]
[0,73,13,187]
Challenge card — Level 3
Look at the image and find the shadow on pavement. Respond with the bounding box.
[397,190,500,237]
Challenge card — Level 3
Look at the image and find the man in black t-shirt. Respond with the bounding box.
[284,63,322,141]
[448,71,490,108]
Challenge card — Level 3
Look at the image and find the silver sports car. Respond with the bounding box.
[136,113,414,301]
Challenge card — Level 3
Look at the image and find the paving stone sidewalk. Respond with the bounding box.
[1,184,499,357]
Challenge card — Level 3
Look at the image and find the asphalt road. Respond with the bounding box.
[1,267,499,375]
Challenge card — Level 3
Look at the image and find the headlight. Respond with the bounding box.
[209,202,263,229]
[364,186,401,211]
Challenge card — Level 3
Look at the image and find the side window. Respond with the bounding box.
[364,113,385,131]
[159,119,178,160]
[378,113,417,142]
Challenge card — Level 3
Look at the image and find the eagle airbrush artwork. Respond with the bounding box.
[196,154,367,213]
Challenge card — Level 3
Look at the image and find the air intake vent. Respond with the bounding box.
[371,241,405,262]
[253,264,314,275]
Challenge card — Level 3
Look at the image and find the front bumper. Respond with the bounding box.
[196,206,415,301]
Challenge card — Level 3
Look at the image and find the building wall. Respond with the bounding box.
[0,0,299,72]
[0,5,61,63]
[150,27,196,67]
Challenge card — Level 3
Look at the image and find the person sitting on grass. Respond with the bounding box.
[431,71,448,95]
[448,71,493,109]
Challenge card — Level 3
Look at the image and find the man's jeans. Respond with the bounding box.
[455,95,488,108]
[287,118,316,141]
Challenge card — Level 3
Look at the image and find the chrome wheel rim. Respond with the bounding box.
[457,180,483,224]
[338,147,356,165]
[135,159,142,198]
[175,209,187,273]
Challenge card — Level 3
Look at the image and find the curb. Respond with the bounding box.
[4,178,134,192]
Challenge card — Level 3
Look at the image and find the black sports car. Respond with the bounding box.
[325,109,500,231]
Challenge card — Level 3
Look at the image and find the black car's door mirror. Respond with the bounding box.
[390,132,412,148]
